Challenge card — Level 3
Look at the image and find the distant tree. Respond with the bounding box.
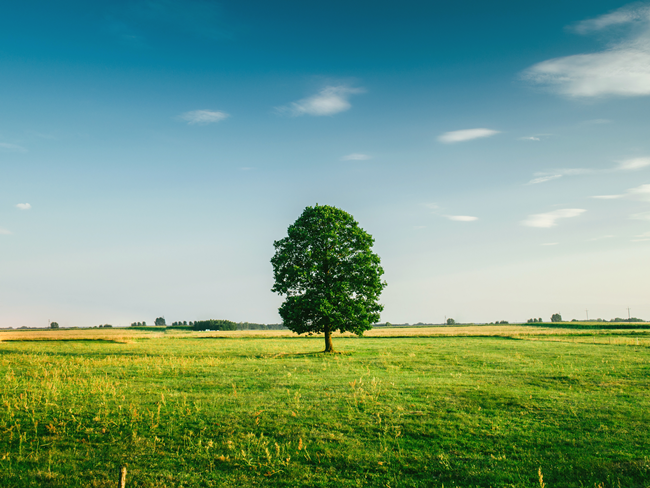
[271,205,386,353]
[183,321,187,325]
[551,313,562,322]
[446,318,456,325]
[154,317,166,326]
[50,322,59,329]
[538,318,543,323]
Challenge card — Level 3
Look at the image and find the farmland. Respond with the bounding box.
[1,325,649,487]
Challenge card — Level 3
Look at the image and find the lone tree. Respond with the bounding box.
[50,321,59,329]
[154,317,166,326]
[551,313,562,322]
[271,205,386,352]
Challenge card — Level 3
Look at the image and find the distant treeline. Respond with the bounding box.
[130,320,287,331]
[192,320,286,331]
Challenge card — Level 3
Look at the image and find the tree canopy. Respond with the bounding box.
[271,205,386,352]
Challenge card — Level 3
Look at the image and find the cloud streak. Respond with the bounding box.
[180,110,229,125]
[593,183,650,201]
[341,153,371,161]
[16,203,31,210]
[278,85,364,117]
[447,215,478,222]
[521,208,586,228]
[0,228,12,235]
[528,157,650,184]
[523,4,650,97]
[0,142,27,153]
[438,128,500,143]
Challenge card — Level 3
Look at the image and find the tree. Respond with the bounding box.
[50,322,59,329]
[154,317,166,326]
[271,204,386,353]
[551,313,562,322]
[446,318,455,325]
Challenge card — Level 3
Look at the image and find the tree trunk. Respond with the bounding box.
[324,327,335,353]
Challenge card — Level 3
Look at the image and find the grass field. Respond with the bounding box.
[1,326,649,487]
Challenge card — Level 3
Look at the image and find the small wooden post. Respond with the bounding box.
[119,466,127,488]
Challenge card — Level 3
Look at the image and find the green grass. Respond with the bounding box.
[1,332,649,487]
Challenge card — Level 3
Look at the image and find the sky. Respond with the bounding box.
[1,0,650,327]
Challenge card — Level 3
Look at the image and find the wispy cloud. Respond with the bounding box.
[527,174,563,185]
[16,203,31,210]
[341,153,371,161]
[593,183,650,201]
[529,157,650,184]
[424,203,440,211]
[520,136,541,141]
[180,110,229,125]
[447,215,478,222]
[587,235,615,241]
[0,228,12,235]
[521,208,586,228]
[632,231,650,241]
[0,142,27,153]
[617,157,650,170]
[278,85,364,117]
[523,4,650,97]
[438,128,500,143]
[630,211,650,221]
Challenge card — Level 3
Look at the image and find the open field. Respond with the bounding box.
[1,326,649,487]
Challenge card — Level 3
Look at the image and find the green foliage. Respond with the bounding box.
[154,317,166,326]
[271,205,386,351]
[1,333,649,487]
[192,319,238,331]
[49,322,59,329]
[446,318,456,325]
[551,313,562,322]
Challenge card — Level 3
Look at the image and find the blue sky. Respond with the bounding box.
[1,0,649,327]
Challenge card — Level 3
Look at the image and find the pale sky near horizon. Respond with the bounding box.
[1,0,649,327]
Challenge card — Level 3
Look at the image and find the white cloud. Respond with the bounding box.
[527,174,563,185]
[521,208,586,228]
[180,110,229,125]
[520,136,541,141]
[632,231,650,241]
[447,215,478,222]
[530,156,650,185]
[16,203,31,210]
[592,194,624,199]
[438,128,500,143]
[573,4,650,33]
[593,183,650,201]
[341,153,371,161]
[0,142,27,153]
[630,211,650,221]
[617,157,650,170]
[424,203,440,211]
[587,235,615,241]
[278,85,364,117]
[0,228,12,235]
[523,4,650,97]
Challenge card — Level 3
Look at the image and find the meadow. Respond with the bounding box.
[1,325,649,487]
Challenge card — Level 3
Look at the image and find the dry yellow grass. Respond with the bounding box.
[2,323,647,342]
